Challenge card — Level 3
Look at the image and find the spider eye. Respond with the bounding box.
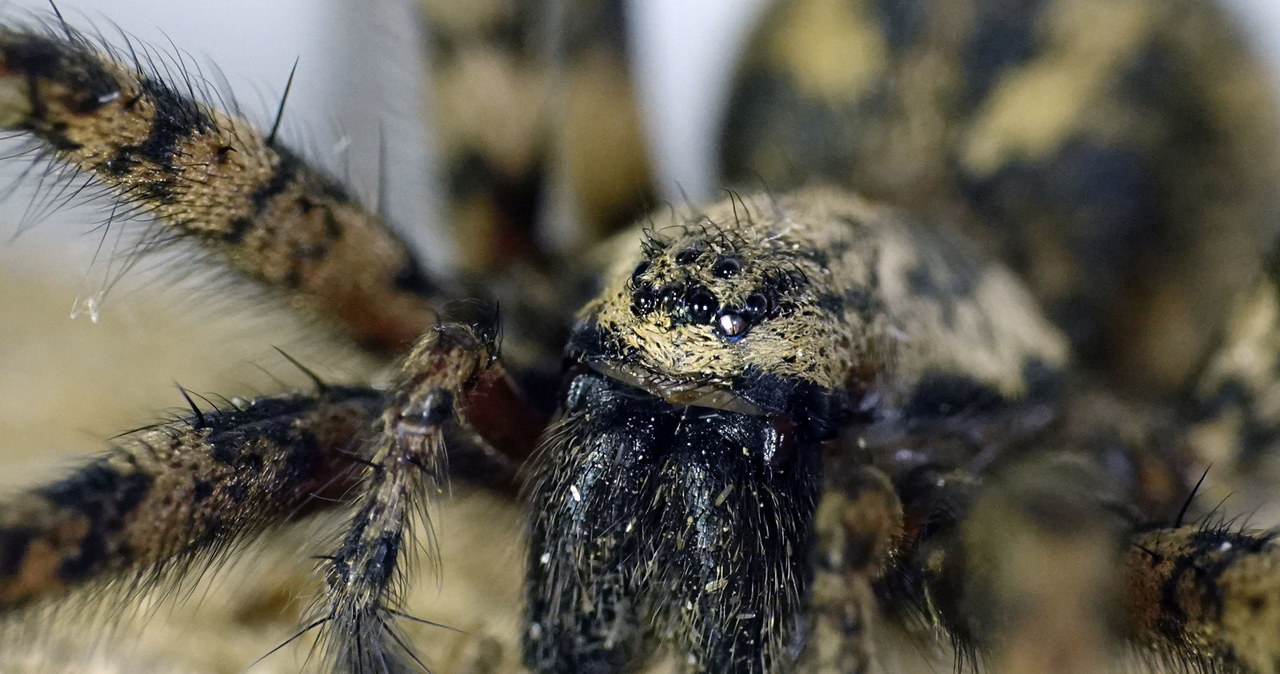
[631,285,657,315]
[743,293,770,321]
[715,311,749,340]
[712,257,740,278]
[685,286,718,324]
[675,247,701,264]
[658,283,685,310]
[631,260,651,282]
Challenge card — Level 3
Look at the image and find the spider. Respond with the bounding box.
[4,0,1280,673]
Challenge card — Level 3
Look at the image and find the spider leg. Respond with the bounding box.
[1191,245,1280,489]
[890,454,1131,673]
[1141,240,1280,670]
[0,25,437,356]
[0,387,382,610]
[802,465,902,673]
[958,455,1131,674]
[314,322,546,673]
[423,0,655,269]
[1124,523,1280,672]
[875,392,1197,673]
[720,0,1280,396]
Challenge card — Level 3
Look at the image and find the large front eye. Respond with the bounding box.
[716,311,748,340]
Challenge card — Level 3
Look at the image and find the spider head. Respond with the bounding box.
[570,189,884,436]
[529,190,890,669]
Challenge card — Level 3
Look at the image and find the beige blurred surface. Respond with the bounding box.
[0,238,531,672]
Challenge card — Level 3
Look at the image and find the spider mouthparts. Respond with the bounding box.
[585,361,765,415]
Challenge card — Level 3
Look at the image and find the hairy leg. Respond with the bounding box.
[0,387,381,609]
[720,0,1280,394]
[0,23,438,356]
[1125,524,1280,672]
[874,392,1194,672]
[315,322,546,673]
[1190,241,1280,493]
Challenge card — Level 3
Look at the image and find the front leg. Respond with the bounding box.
[315,322,545,673]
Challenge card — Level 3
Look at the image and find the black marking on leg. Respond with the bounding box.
[191,478,214,504]
[0,31,118,115]
[36,464,153,582]
[133,74,213,165]
[364,531,401,590]
[220,217,253,244]
[250,146,302,212]
[0,528,34,578]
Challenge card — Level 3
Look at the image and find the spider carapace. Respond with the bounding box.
[3,0,1280,673]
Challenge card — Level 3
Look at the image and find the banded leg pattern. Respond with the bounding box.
[315,323,544,673]
[0,26,437,355]
[0,388,381,609]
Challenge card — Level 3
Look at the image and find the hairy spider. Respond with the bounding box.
[5,1,1280,673]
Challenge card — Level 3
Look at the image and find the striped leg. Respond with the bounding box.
[1125,525,1280,672]
[314,323,546,673]
[1190,245,1280,492]
[885,455,1129,674]
[422,0,655,269]
[0,25,437,356]
[0,387,382,609]
[876,392,1194,673]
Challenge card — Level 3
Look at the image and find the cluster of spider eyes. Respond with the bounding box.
[628,245,802,341]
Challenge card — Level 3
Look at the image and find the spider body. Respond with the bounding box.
[3,1,1280,673]
[528,189,1064,671]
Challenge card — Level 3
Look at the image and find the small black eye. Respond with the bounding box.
[674,247,701,265]
[631,285,657,315]
[685,286,718,324]
[658,283,685,309]
[631,260,651,282]
[712,257,740,278]
[767,272,793,293]
[744,293,770,320]
[715,311,749,340]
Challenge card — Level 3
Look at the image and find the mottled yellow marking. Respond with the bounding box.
[584,188,1066,408]
[1200,281,1280,398]
[766,0,887,103]
[433,49,549,181]
[962,0,1153,174]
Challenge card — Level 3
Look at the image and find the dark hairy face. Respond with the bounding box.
[523,370,824,673]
